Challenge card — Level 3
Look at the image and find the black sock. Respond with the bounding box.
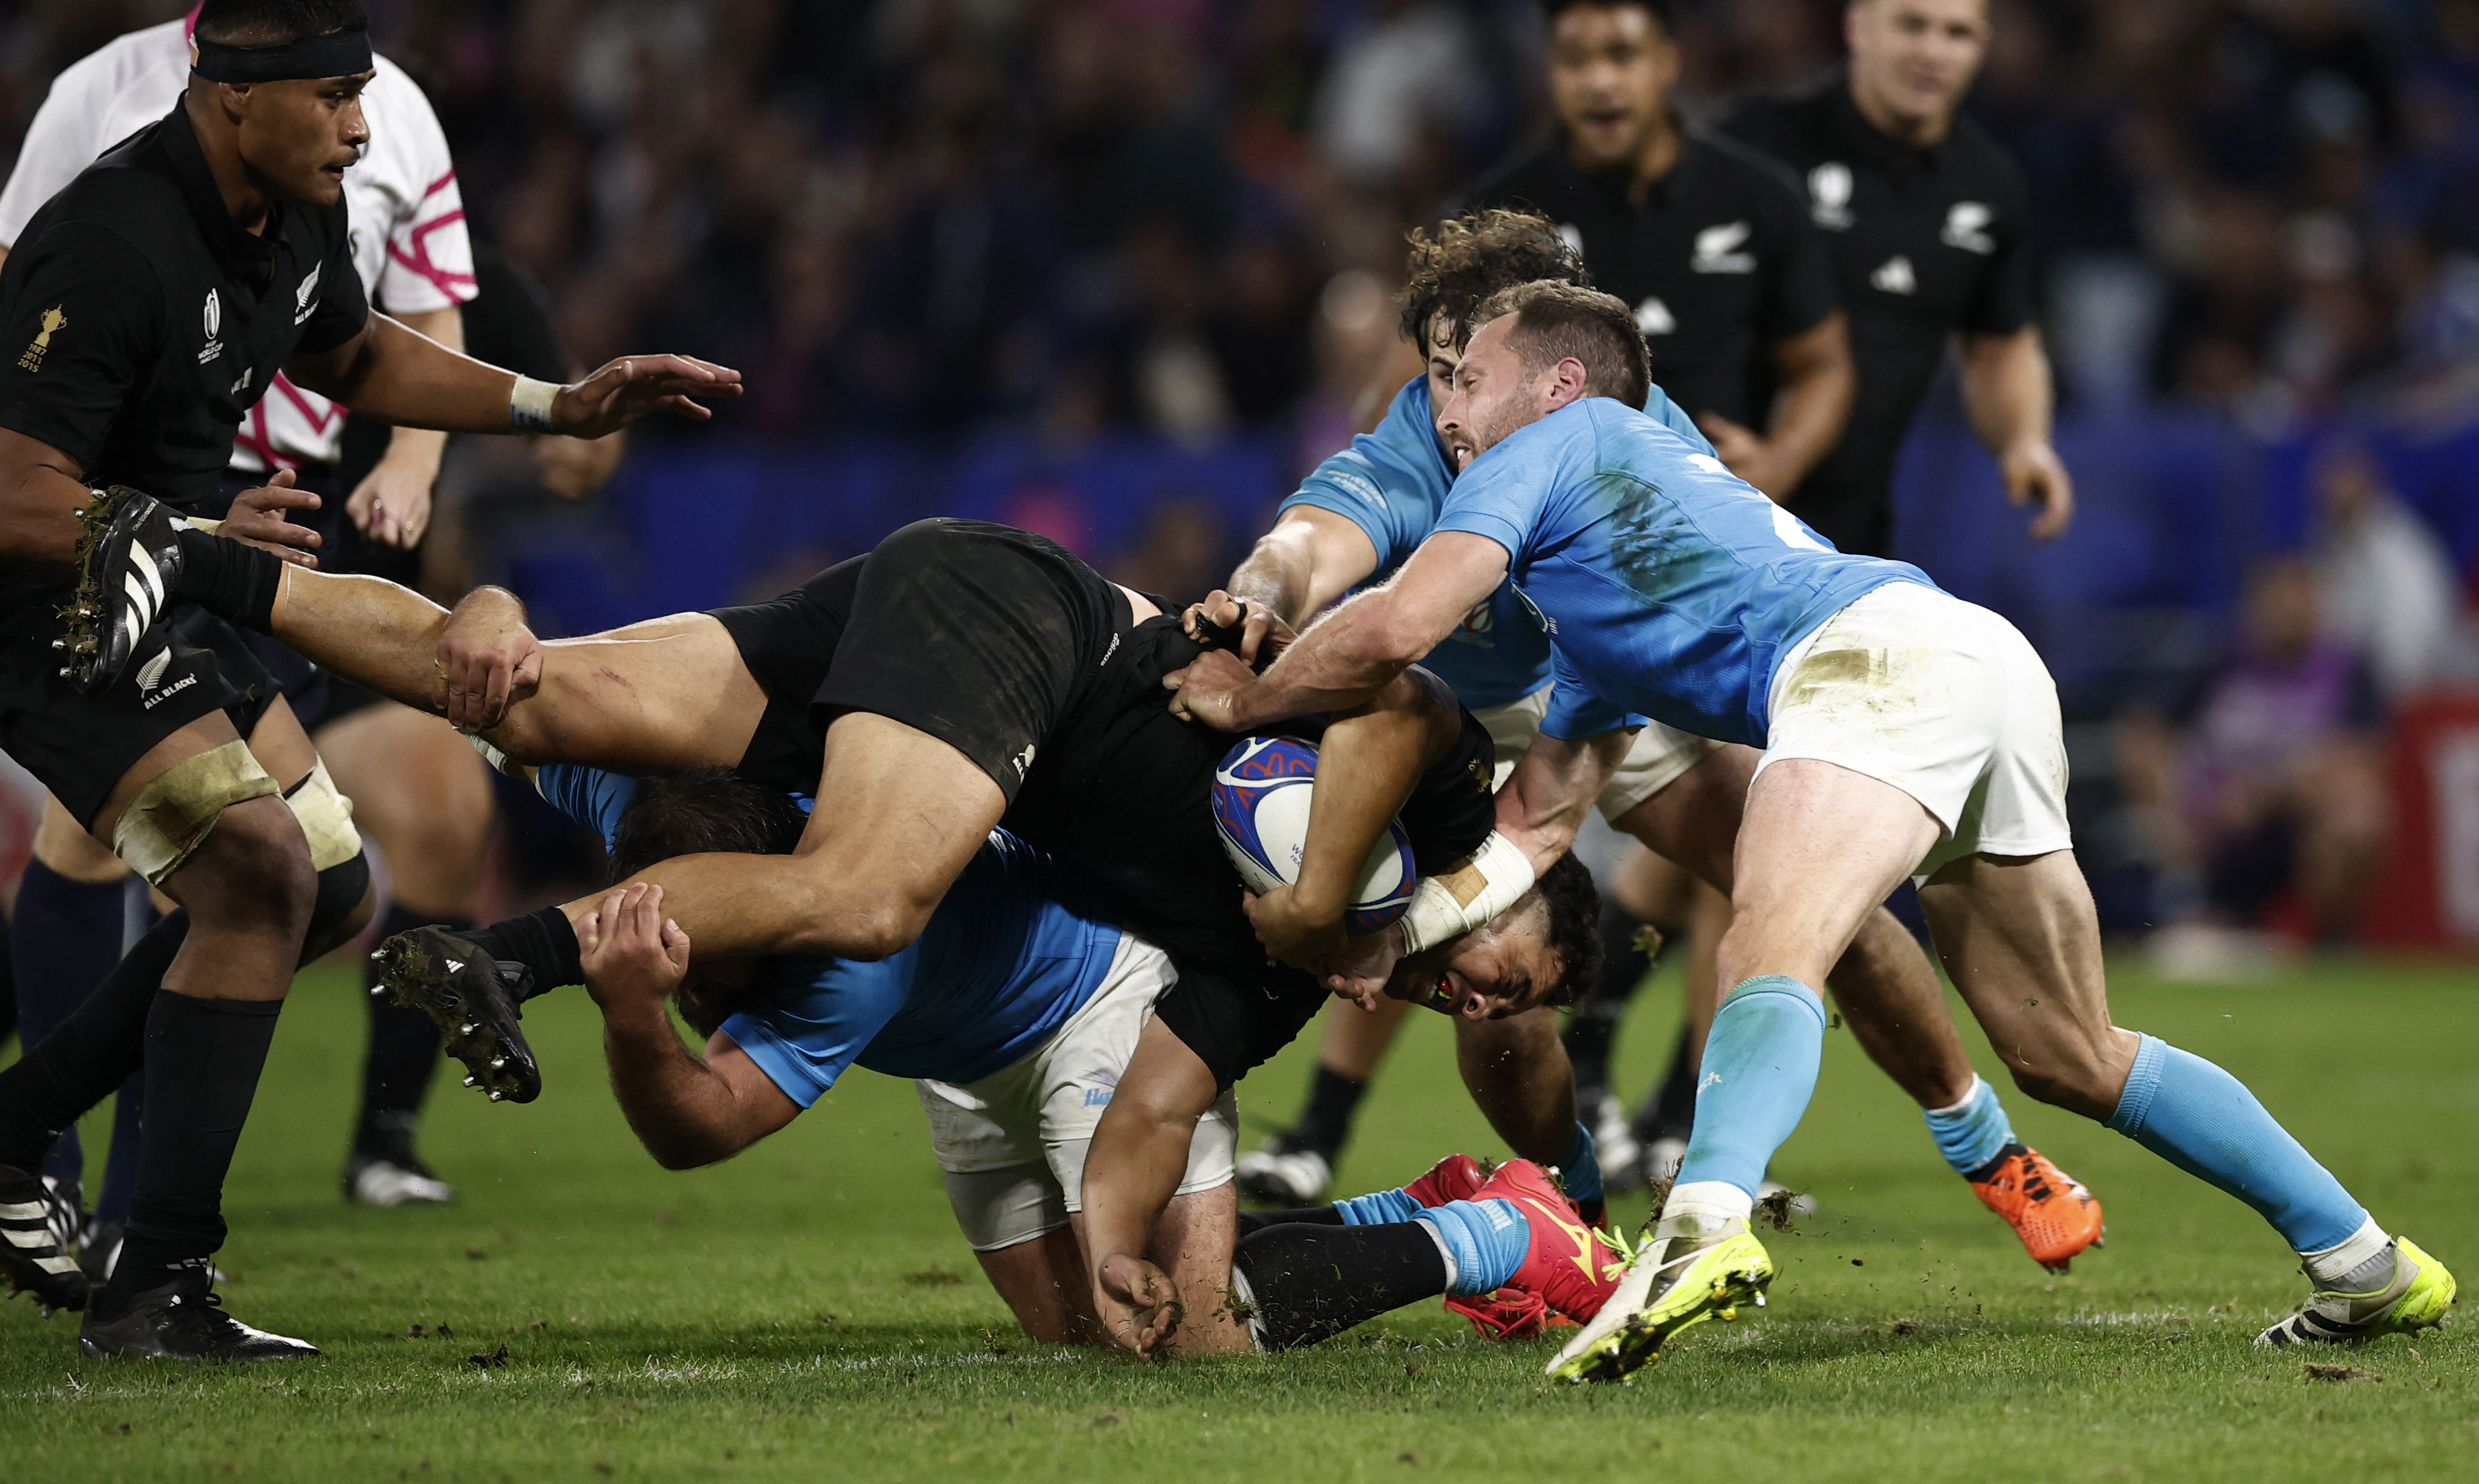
[9,862,129,1184]
[468,906,582,995]
[1235,1205,1346,1238]
[93,1066,144,1225]
[1234,1221,1449,1350]
[98,992,283,1316]
[0,911,189,1174]
[1633,1020,1701,1143]
[1563,901,1661,1092]
[355,906,457,1155]
[1290,1065,1366,1159]
[173,527,283,633]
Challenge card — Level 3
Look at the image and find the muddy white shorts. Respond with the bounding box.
[1478,686,1722,820]
[916,933,1239,1251]
[1755,581,2074,883]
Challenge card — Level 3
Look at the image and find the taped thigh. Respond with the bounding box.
[110,740,281,885]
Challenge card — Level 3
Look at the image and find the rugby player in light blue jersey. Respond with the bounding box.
[1170,278,2454,1381]
[1203,208,2095,1277]
[533,764,1631,1358]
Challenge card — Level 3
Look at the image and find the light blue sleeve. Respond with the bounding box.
[1278,378,1436,570]
[1541,645,1646,740]
[534,764,641,850]
[720,955,912,1109]
[1642,382,1716,456]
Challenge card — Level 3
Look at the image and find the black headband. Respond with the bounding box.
[193,29,373,84]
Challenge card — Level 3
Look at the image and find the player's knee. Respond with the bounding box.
[2002,1044,2118,1116]
[183,798,318,933]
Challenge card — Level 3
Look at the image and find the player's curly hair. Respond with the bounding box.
[1400,208,1592,351]
[1531,852,1604,1009]
[608,769,805,885]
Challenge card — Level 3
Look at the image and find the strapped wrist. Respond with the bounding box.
[510,375,560,433]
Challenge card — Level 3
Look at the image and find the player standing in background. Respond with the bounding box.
[1719,0,2072,559]
[1244,0,1861,1202]
[0,2,486,1233]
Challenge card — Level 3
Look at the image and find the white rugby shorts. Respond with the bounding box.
[1754,581,2074,883]
[1477,686,1720,820]
[915,933,1238,1252]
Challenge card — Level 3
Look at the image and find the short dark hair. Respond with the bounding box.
[194,0,368,47]
[1531,852,1604,1009]
[1472,280,1652,410]
[1401,208,1592,350]
[1541,0,1678,36]
[608,769,806,885]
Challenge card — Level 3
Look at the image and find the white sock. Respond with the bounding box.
[1924,1076,1985,1118]
[1656,1179,1754,1243]
[1226,1265,1268,1352]
[2300,1217,2393,1290]
[1413,1217,1461,1292]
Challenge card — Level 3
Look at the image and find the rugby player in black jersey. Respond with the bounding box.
[0,0,735,1359]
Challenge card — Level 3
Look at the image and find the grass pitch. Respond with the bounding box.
[2,956,2473,1481]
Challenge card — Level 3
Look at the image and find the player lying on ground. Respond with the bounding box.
[80,512,1612,1344]
[1170,280,2457,1380]
[1205,205,2099,1272]
[0,0,735,1361]
[556,767,1626,1356]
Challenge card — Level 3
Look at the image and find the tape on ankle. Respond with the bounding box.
[110,741,281,885]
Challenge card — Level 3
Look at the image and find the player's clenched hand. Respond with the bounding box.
[579,883,691,1012]
[1163,647,1257,731]
[219,469,324,567]
[1095,1253,1183,1361]
[550,355,744,438]
[1242,884,1345,968]
[1316,925,1404,1011]
[436,585,543,730]
[2001,438,2076,542]
[1180,589,1296,666]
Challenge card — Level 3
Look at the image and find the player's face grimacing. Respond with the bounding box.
[1433,315,1555,470]
[1546,2,1680,175]
[1388,900,1563,1022]
[229,71,373,207]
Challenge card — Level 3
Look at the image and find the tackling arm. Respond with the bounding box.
[1495,728,1633,872]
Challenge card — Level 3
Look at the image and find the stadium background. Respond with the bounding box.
[2,0,2477,948]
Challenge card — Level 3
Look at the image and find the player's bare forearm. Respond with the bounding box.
[1226,508,1381,628]
[1495,729,1630,871]
[599,999,744,1169]
[1957,326,2051,453]
[0,427,99,567]
[1761,313,1855,495]
[1290,669,1462,930]
[1082,1019,1216,1356]
[260,565,460,707]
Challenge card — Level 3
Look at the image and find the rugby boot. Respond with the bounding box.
[1446,1285,1552,1340]
[0,1163,89,1314]
[1968,1142,2103,1273]
[1546,1213,1775,1384]
[1472,1159,1624,1322]
[371,927,541,1104]
[58,485,182,696]
[345,1153,455,1207]
[79,1269,318,1362]
[1402,1153,1488,1208]
[2257,1236,2456,1347]
[1236,1133,1332,1206]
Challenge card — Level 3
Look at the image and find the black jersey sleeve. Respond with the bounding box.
[294,204,370,355]
[1957,159,2035,338]
[0,222,163,473]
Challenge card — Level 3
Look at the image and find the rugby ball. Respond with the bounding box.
[1211,736,1417,936]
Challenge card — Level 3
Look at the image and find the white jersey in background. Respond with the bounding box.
[0,13,476,474]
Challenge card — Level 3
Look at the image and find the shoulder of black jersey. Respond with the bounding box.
[1683,125,1810,206]
[9,196,170,292]
[1944,112,2032,202]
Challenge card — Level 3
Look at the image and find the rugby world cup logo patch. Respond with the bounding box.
[199,289,224,363]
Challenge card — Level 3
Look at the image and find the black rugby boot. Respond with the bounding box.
[371,927,541,1104]
[79,1268,317,1361]
[58,485,183,696]
[0,1162,91,1314]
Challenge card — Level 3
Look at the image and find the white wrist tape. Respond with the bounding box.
[509,375,560,433]
[462,729,524,779]
[1397,831,1536,954]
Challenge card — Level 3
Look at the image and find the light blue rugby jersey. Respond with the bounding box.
[1432,397,1938,747]
[1280,376,1716,710]
[536,765,1123,1105]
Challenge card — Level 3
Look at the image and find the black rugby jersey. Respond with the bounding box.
[1720,72,2034,557]
[0,99,368,530]
[1464,126,1837,433]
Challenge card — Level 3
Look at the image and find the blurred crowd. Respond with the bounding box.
[6,0,2479,947]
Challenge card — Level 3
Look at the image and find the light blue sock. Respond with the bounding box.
[1414,1199,1529,1296]
[1333,1187,1420,1226]
[1674,975,1829,1198]
[1923,1074,2015,1176]
[1558,1121,1604,1209]
[2108,1033,2369,1252]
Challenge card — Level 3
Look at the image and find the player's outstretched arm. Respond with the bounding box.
[283,310,741,441]
[1083,1018,1220,1360]
[1494,728,1633,871]
[583,883,799,1168]
[1211,506,1383,660]
[1168,531,1509,732]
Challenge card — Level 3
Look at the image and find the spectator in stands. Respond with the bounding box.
[2310,438,2479,702]
[2119,556,2391,948]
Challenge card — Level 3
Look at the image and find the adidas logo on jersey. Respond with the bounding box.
[1634,297,1676,337]
[1871,255,1917,295]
